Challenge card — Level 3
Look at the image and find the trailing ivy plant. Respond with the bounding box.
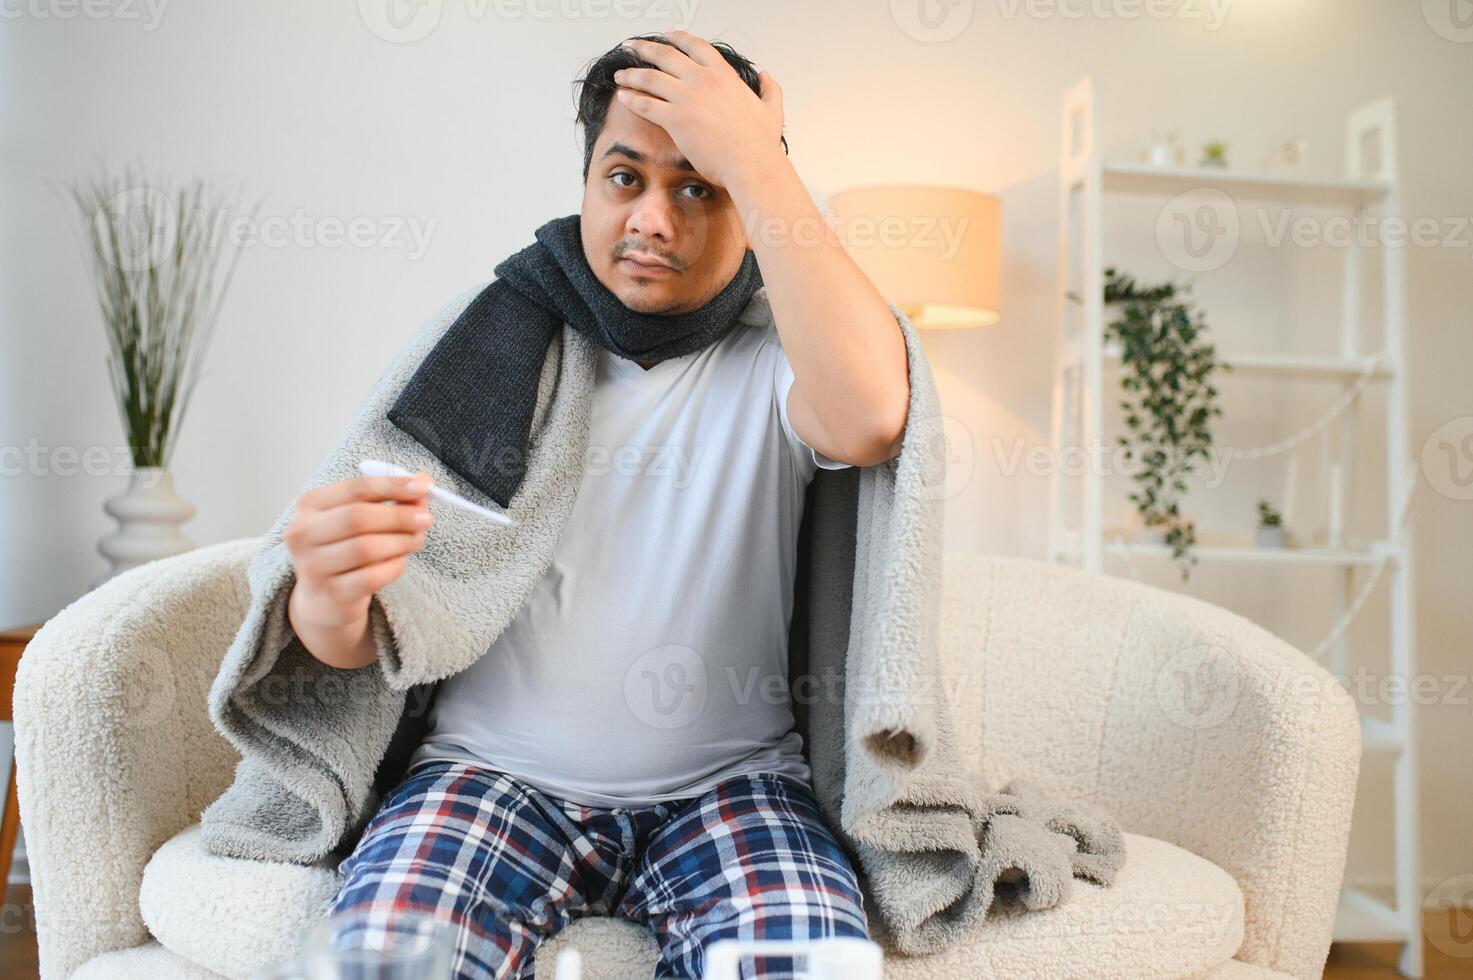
[1102,267,1227,580]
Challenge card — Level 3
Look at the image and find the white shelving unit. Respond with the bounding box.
[1047,77,1422,976]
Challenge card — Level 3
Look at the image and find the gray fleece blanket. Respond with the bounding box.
[200,280,1125,955]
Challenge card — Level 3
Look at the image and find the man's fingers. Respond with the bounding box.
[319,557,410,608]
[624,34,697,78]
[302,530,428,579]
[617,88,671,125]
[660,28,722,69]
[300,471,432,513]
[615,66,679,102]
[296,500,432,548]
[759,70,783,114]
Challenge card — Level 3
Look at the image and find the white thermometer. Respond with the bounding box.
[358,458,515,526]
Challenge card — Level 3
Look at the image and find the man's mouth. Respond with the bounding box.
[619,254,678,276]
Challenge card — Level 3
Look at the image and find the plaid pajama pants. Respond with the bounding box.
[325,758,871,980]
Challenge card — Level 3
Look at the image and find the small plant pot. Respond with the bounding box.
[1255,526,1287,548]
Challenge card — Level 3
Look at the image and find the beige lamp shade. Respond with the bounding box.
[826,184,1001,330]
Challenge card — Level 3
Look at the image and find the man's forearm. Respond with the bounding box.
[725,152,910,459]
[288,583,378,671]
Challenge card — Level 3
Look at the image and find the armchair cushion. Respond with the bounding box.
[130,823,1241,980]
[139,824,339,979]
[885,833,1243,979]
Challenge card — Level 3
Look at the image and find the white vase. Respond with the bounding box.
[94,465,197,589]
[1255,525,1287,548]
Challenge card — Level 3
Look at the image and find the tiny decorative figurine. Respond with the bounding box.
[1142,129,1186,167]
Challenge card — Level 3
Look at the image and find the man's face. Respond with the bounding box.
[581,96,750,316]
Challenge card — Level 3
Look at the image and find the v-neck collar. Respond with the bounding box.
[601,317,753,385]
[606,349,694,384]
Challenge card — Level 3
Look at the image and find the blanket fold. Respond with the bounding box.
[201,275,1126,954]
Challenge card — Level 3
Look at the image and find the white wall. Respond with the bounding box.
[3,1,1469,897]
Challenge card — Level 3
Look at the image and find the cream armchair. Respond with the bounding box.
[14,537,1360,979]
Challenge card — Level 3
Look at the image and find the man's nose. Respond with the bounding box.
[626,192,680,244]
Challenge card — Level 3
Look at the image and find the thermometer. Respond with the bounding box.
[358,459,515,526]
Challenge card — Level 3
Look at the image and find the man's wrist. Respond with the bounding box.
[725,147,801,214]
[288,583,378,670]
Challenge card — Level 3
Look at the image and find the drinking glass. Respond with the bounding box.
[296,906,455,979]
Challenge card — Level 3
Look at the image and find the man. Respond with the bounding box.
[292,30,910,980]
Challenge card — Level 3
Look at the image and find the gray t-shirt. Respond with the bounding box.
[406,308,852,807]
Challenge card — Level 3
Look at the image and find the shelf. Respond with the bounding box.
[1334,886,1413,942]
[1102,162,1392,207]
[1059,80,1421,977]
[1100,343,1392,382]
[1097,538,1392,568]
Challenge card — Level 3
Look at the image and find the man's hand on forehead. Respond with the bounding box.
[612,29,786,193]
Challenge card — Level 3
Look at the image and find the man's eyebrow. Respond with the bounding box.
[599,141,697,174]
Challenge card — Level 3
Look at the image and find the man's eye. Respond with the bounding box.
[609,172,709,200]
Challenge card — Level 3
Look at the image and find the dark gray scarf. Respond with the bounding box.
[387,213,764,508]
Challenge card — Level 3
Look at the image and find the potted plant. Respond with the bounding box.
[1200,140,1229,168]
[1255,499,1287,547]
[70,167,250,586]
[1100,267,1228,580]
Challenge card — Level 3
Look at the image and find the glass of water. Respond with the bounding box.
[296,906,455,980]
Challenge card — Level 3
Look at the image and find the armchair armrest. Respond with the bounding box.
[939,554,1361,980]
[13,537,261,979]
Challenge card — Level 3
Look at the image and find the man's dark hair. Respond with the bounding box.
[574,33,789,184]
